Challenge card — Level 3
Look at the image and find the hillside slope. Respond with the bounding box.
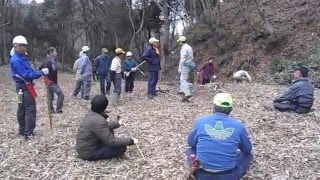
[170,0,320,83]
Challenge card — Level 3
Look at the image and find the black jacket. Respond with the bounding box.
[39,54,58,84]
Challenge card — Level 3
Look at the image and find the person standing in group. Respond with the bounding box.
[142,37,161,99]
[79,46,92,100]
[177,36,195,102]
[39,47,64,113]
[94,48,111,95]
[9,35,49,140]
[123,51,138,93]
[198,59,215,85]
[110,48,126,104]
[72,51,84,98]
[92,58,98,82]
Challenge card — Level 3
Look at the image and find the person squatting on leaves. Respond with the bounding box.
[177,36,195,102]
[72,46,91,100]
[75,95,137,161]
[198,59,215,85]
[94,48,112,95]
[39,47,64,114]
[233,70,252,83]
[142,37,161,99]
[186,93,253,180]
[123,51,138,93]
[9,35,49,140]
[273,66,314,114]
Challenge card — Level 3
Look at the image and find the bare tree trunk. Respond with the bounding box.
[253,0,274,35]
[217,0,221,25]
[114,31,119,48]
[161,0,169,80]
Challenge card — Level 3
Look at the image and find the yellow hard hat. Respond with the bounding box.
[177,36,187,43]
[115,48,125,54]
[213,93,233,108]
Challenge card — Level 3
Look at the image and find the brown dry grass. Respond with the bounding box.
[0,66,319,179]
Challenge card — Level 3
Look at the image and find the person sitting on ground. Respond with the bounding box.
[273,66,314,114]
[186,93,253,179]
[233,70,252,83]
[198,59,215,85]
[75,95,137,161]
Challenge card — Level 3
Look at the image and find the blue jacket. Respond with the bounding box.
[187,113,252,170]
[79,53,92,79]
[94,55,111,76]
[123,59,137,72]
[10,52,44,91]
[274,77,314,108]
[142,46,161,72]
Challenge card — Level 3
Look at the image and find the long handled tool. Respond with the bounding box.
[44,75,53,130]
[117,115,146,162]
[125,61,146,76]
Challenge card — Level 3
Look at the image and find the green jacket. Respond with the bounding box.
[75,111,133,160]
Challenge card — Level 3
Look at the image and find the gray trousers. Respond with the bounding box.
[82,76,91,98]
[180,70,191,96]
[113,73,122,95]
[73,79,83,97]
[48,83,64,112]
[17,90,36,136]
[274,102,311,114]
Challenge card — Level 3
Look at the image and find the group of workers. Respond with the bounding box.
[9,34,315,180]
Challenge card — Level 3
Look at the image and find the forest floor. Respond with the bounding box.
[0,65,319,179]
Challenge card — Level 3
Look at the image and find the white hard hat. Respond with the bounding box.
[82,46,90,52]
[101,48,108,53]
[148,37,159,44]
[126,51,132,56]
[177,36,187,43]
[12,35,28,45]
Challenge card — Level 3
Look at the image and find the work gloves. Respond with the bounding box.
[132,138,138,144]
[131,67,137,71]
[42,68,49,75]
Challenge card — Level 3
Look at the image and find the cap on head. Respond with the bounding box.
[12,35,28,45]
[177,36,187,43]
[101,48,108,53]
[82,46,90,52]
[115,48,125,54]
[126,51,132,56]
[213,93,233,108]
[91,95,108,113]
[148,37,159,45]
[298,66,309,77]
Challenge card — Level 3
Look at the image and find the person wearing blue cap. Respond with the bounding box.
[186,93,253,180]
[273,66,314,114]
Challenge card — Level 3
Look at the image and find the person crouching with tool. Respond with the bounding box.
[75,95,138,161]
[186,93,253,180]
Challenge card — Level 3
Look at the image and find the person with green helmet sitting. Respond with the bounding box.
[186,93,253,180]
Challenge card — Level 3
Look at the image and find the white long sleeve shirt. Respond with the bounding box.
[110,56,122,73]
[178,43,194,72]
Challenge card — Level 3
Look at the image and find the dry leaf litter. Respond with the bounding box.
[0,66,319,179]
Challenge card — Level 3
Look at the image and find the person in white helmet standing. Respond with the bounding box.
[177,36,195,102]
[79,46,92,100]
[9,35,49,140]
[123,51,138,93]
